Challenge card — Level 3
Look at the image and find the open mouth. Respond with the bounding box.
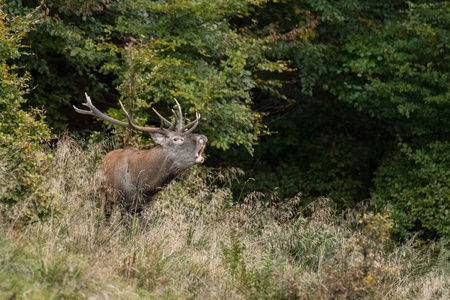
[195,138,206,163]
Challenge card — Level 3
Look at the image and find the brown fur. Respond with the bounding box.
[100,133,207,224]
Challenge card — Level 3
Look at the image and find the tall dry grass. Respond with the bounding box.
[0,136,449,299]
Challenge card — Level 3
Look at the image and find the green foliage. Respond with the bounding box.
[227,0,450,240]
[0,4,54,222]
[324,1,450,137]
[7,0,281,153]
[230,95,378,206]
[373,142,450,240]
[105,0,278,153]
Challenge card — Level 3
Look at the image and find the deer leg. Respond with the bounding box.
[119,189,141,229]
[139,194,156,231]
[120,208,134,229]
[101,190,115,222]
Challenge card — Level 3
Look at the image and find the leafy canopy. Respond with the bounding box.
[10,0,290,153]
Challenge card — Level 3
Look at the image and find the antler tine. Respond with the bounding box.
[152,107,172,128]
[74,93,170,134]
[182,112,201,134]
[168,109,179,131]
[119,101,139,131]
[152,100,185,131]
[173,98,183,132]
[73,93,131,128]
[119,101,171,134]
[73,93,95,115]
[74,93,200,135]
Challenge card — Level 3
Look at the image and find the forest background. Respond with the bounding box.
[1,0,450,298]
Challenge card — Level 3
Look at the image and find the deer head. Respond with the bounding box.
[73,93,207,164]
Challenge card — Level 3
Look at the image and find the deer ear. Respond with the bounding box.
[150,132,167,145]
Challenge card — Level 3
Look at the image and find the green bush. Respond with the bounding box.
[0,5,53,222]
[373,142,450,240]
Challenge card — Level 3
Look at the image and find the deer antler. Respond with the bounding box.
[181,112,201,133]
[73,93,201,135]
[73,93,132,128]
[172,98,201,133]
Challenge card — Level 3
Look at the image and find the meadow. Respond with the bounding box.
[1,136,449,299]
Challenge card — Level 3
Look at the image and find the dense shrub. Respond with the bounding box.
[0,6,53,222]
[373,142,450,240]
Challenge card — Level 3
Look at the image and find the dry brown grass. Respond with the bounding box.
[1,136,449,299]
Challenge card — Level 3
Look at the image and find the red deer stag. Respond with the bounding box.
[74,93,207,224]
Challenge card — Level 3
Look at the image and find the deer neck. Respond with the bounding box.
[142,145,183,190]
